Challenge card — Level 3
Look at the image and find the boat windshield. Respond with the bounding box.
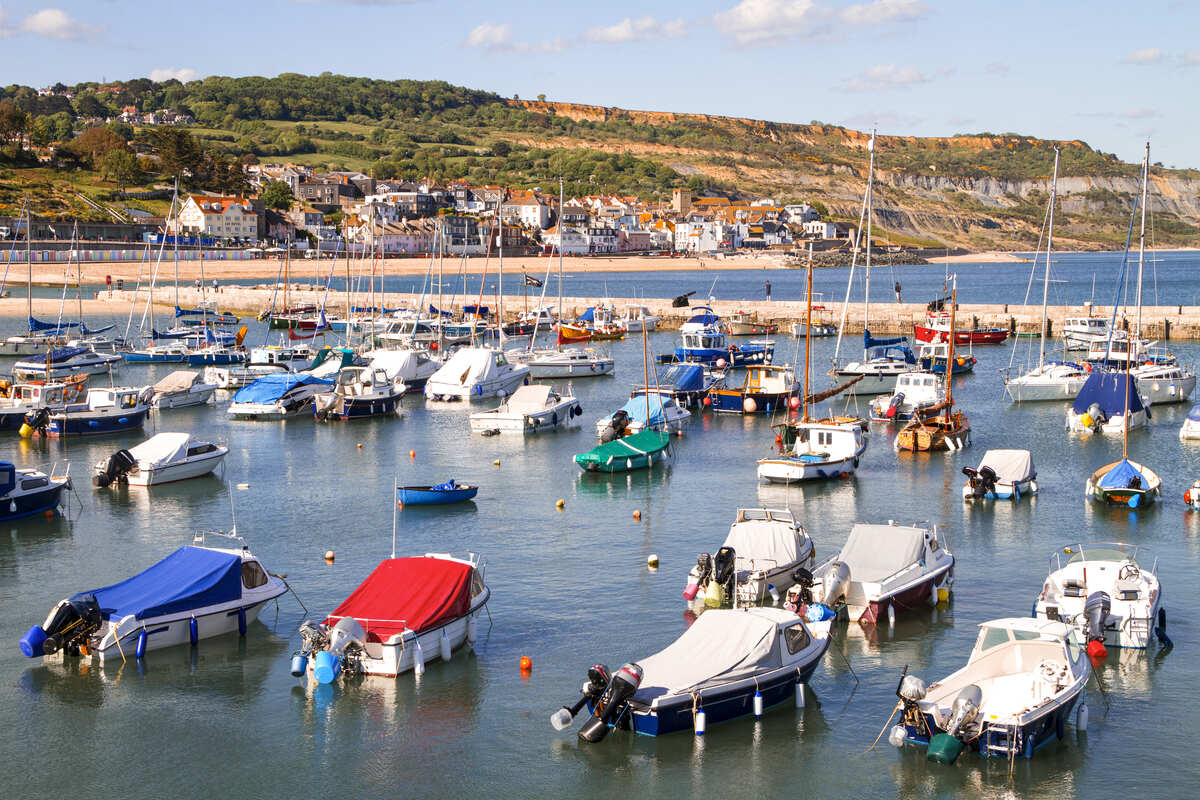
[1051,542,1156,573]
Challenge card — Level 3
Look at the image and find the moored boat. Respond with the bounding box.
[708,364,798,414]
[13,347,122,380]
[574,429,674,473]
[468,384,581,435]
[32,387,150,438]
[0,460,71,521]
[150,370,217,409]
[312,366,406,421]
[396,480,479,505]
[92,432,227,487]
[962,449,1038,500]
[595,393,691,439]
[1084,458,1161,508]
[424,347,530,401]
[227,373,333,420]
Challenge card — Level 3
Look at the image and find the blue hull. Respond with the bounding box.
[658,345,773,367]
[318,395,402,421]
[48,410,148,437]
[124,353,186,363]
[187,353,244,366]
[920,359,975,375]
[709,391,792,414]
[397,486,478,505]
[904,694,1080,759]
[0,484,67,520]
[0,410,29,431]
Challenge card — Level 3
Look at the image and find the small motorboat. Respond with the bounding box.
[1131,355,1196,405]
[122,342,191,363]
[1180,402,1200,440]
[595,392,691,439]
[0,377,89,430]
[93,432,227,487]
[0,460,71,521]
[295,553,489,682]
[559,607,829,740]
[869,371,945,422]
[25,387,150,438]
[918,342,976,375]
[708,364,799,414]
[185,345,246,367]
[680,305,720,334]
[618,304,659,333]
[203,344,315,389]
[807,521,954,623]
[683,508,815,609]
[227,373,333,420]
[575,429,674,473]
[757,419,868,483]
[520,347,615,379]
[630,363,724,409]
[313,366,406,421]
[424,347,531,401]
[891,618,1089,763]
[1066,372,1150,434]
[469,384,581,435]
[790,321,836,338]
[19,533,286,664]
[397,480,479,505]
[1034,542,1168,654]
[150,370,217,409]
[1085,458,1161,508]
[914,310,1008,345]
[725,311,777,336]
[13,346,122,380]
[658,328,774,367]
[962,449,1038,501]
[1062,315,1123,351]
[831,342,917,396]
[363,348,442,392]
[1004,361,1088,403]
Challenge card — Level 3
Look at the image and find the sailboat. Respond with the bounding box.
[0,202,66,356]
[895,283,971,452]
[1004,148,1089,402]
[757,246,868,482]
[830,130,915,395]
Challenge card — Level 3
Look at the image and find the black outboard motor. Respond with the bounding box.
[93,449,137,487]
[550,664,611,730]
[683,553,712,601]
[962,465,998,498]
[599,409,631,443]
[791,567,814,606]
[712,546,736,589]
[578,662,644,743]
[20,594,103,658]
[23,407,51,436]
[1085,591,1111,659]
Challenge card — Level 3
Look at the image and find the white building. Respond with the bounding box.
[585,226,619,254]
[177,196,258,242]
[786,204,819,224]
[542,226,589,255]
[802,220,838,239]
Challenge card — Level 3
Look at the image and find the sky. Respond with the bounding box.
[1,0,1197,168]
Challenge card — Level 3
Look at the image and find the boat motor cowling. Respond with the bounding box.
[819,561,851,608]
[22,594,103,657]
[945,684,983,738]
[791,567,814,607]
[94,449,137,487]
[885,393,905,419]
[551,664,611,730]
[578,662,644,743]
[1085,591,1111,658]
[712,547,736,587]
[684,553,712,601]
[600,409,631,443]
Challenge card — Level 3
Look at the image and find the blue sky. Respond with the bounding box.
[1,1,1197,168]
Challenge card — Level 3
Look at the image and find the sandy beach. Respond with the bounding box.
[926,251,1029,263]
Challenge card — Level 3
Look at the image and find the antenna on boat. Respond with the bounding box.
[391,469,399,559]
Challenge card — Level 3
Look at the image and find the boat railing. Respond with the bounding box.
[192,529,249,552]
[1049,542,1157,576]
[49,461,71,482]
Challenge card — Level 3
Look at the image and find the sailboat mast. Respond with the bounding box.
[1135,142,1149,341]
[944,282,957,422]
[497,190,505,345]
[557,177,564,352]
[803,242,813,422]
[862,130,876,360]
[25,198,32,326]
[642,322,650,422]
[1038,148,1060,368]
[173,177,180,311]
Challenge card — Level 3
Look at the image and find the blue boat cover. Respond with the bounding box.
[45,346,89,364]
[75,546,242,620]
[1098,459,1146,489]
[232,373,332,403]
[29,316,79,332]
[1072,372,1148,417]
[870,345,916,364]
[864,330,907,349]
[578,307,595,323]
[1188,403,1200,422]
[686,307,719,326]
[657,364,705,392]
[430,479,459,491]
[463,304,489,317]
[618,394,672,426]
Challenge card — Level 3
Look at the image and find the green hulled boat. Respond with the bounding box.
[574,430,673,473]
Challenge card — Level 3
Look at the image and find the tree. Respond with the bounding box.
[536,94,546,102]
[62,126,126,166]
[261,180,295,211]
[491,140,511,158]
[73,93,109,119]
[0,100,30,150]
[150,127,203,182]
[100,149,143,191]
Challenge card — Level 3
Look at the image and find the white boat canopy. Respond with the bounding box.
[722,518,804,573]
[430,347,507,389]
[837,524,927,582]
[152,370,201,394]
[974,449,1035,483]
[128,432,193,468]
[504,384,553,414]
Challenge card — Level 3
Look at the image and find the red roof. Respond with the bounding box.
[325,557,473,642]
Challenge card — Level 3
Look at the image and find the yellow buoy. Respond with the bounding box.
[1079,412,1094,429]
[324,550,335,563]
[493,459,501,467]
[18,423,33,438]
[937,587,950,603]
[647,553,659,569]
[555,499,565,510]
[357,442,363,449]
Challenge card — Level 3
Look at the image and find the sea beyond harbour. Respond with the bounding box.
[3,258,1200,799]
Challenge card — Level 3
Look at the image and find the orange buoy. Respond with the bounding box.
[357,442,363,449]
[324,550,335,562]
[633,509,642,520]
[409,449,416,458]
[519,655,532,671]
[44,509,54,519]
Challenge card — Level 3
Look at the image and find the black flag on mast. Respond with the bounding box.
[523,273,543,287]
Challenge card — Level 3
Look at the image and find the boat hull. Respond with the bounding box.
[396,486,478,505]
[47,409,148,437]
[855,567,950,624]
[526,359,614,379]
[709,390,794,414]
[914,325,1008,345]
[315,393,403,421]
[833,370,901,396]
[92,595,283,663]
[1005,377,1086,402]
[127,452,226,486]
[757,454,858,482]
[425,370,530,402]
[904,692,1081,760]
[0,483,68,520]
[153,387,217,409]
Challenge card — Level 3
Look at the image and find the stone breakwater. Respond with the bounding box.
[84,286,1200,341]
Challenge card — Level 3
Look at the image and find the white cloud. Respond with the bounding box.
[845,64,928,91]
[0,7,13,39]
[583,16,686,43]
[464,22,511,49]
[714,0,829,47]
[841,0,928,25]
[20,8,99,40]
[149,68,201,83]
[1122,47,1162,65]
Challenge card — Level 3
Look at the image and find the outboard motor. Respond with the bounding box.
[1085,401,1106,430]
[683,553,712,601]
[19,407,51,439]
[704,546,736,608]
[21,594,103,658]
[93,449,137,487]
[599,409,631,443]
[312,617,365,684]
[885,392,905,419]
[1084,591,1111,659]
[550,664,611,730]
[927,684,982,765]
[818,561,851,609]
[578,662,644,743]
[791,567,814,607]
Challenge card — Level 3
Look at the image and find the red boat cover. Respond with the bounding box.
[325,557,474,642]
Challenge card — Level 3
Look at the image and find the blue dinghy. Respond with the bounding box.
[397,479,479,505]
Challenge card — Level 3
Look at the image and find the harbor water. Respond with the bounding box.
[2,286,1199,797]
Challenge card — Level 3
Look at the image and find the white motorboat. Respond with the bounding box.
[1005,361,1088,402]
[377,319,438,347]
[0,332,63,357]
[962,449,1038,500]
[595,391,691,439]
[312,366,406,421]
[1034,542,1167,653]
[893,618,1089,762]
[424,347,530,401]
[808,521,953,623]
[296,553,490,682]
[680,306,720,334]
[364,348,442,391]
[618,304,659,333]
[519,347,615,379]
[870,371,945,422]
[757,419,867,483]
[19,532,286,664]
[150,370,217,409]
[203,344,315,389]
[1132,359,1196,405]
[1066,372,1150,434]
[1063,315,1124,351]
[683,508,815,608]
[93,432,227,487]
[1180,403,1200,440]
[468,384,581,434]
[13,346,122,380]
[833,345,917,395]
[227,373,333,420]
[791,320,837,337]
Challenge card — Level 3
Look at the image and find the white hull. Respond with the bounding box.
[527,359,614,379]
[228,401,310,420]
[1135,373,1196,405]
[0,339,58,357]
[757,454,858,482]
[128,451,226,486]
[620,319,658,333]
[833,369,901,395]
[469,405,580,434]
[1181,420,1200,440]
[1005,376,1086,402]
[1066,409,1149,434]
[14,357,122,380]
[153,386,217,409]
[425,370,529,402]
[92,595,281,663]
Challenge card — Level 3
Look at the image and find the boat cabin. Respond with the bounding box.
[83,387,144,411]
[681,331,726,351]
[737,365,796,394]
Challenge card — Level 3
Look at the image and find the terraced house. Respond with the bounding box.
[177,195,259,243]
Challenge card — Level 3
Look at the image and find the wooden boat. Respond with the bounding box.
[397,480,479,505]
[725,311,778,336]
[557,323,593,345]
[574,429,673,473]
[1085,459,1161,508]
[591,322,625,340]
[896,285,971,452]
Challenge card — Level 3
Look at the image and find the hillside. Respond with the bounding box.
[1,74,1198,249]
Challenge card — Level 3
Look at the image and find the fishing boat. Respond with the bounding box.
[19,533,286,664]
[869,371,945,422]
[13,347,122,381]
[1034,542,1167,653]
[0,461,71,520]
[364,348,441,392]
[1063,315,1124,351]
[0,377,89,430]
[682,508,815,609]
[631,363,724,410]
[725,311,777,336]
[29,387,150,438]
[396,481,479,505]
[227,373,333,420]
[962,449,1038,500]
[1066,373,1150,434]
[914,311,1008,345]
[658,328,774,367]
[790,320,836,338]
[312,366,406,422]
[918,342,976,375]
[595,393,691,439]
[468,384,581,435]
[520,348,615,379]
[680,305,720,334]
[618,304,659,333]
[556,322,593,345]
[891,618,1089,762]
[295,553,489,683]
[895,286,971,453]
[807,522,954,624]
[92,432,227,487]
[708,365,799,414]
[575,429,674,473]
[424,347,530,401]
[562,607,829,740]
[1085,458,1161,508]
[150,370,217,409]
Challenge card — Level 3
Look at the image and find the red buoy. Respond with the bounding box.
[1086,639,1108,660]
